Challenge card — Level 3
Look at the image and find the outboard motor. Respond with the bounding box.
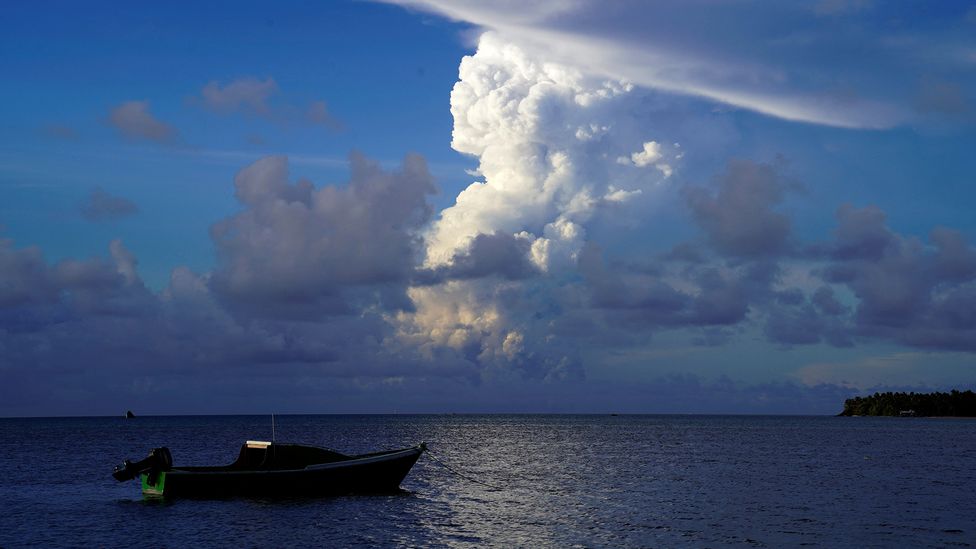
[112,447,173,481]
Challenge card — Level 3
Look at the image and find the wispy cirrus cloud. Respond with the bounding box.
[387,0,976,128]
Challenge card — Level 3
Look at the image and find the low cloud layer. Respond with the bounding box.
[822,208,976,351]
[0,155,470,414]
[3,146,974,413]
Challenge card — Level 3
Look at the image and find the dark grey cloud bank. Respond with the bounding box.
[575,159,976,353]
[209,153,434,319]
[1,154,974,415]
[1,154,469,415]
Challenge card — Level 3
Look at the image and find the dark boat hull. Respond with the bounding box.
[141,446,423,498]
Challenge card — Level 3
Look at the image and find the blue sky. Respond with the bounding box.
[1,0,975,415]
[1,1,475,286]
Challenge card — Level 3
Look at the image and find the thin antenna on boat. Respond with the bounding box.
[272,413,276,443]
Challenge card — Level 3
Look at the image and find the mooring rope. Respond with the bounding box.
[422,447,505,491]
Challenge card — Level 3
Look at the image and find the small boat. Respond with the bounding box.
[112,440,426,498]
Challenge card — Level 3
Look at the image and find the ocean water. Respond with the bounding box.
[0,415,974,548]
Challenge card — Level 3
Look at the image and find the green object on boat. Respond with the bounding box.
[141,471,166,496]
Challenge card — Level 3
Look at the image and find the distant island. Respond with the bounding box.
[839,390,976,417]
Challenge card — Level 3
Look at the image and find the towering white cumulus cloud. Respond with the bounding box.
[402,33,677,377]
[426,32,676,271]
